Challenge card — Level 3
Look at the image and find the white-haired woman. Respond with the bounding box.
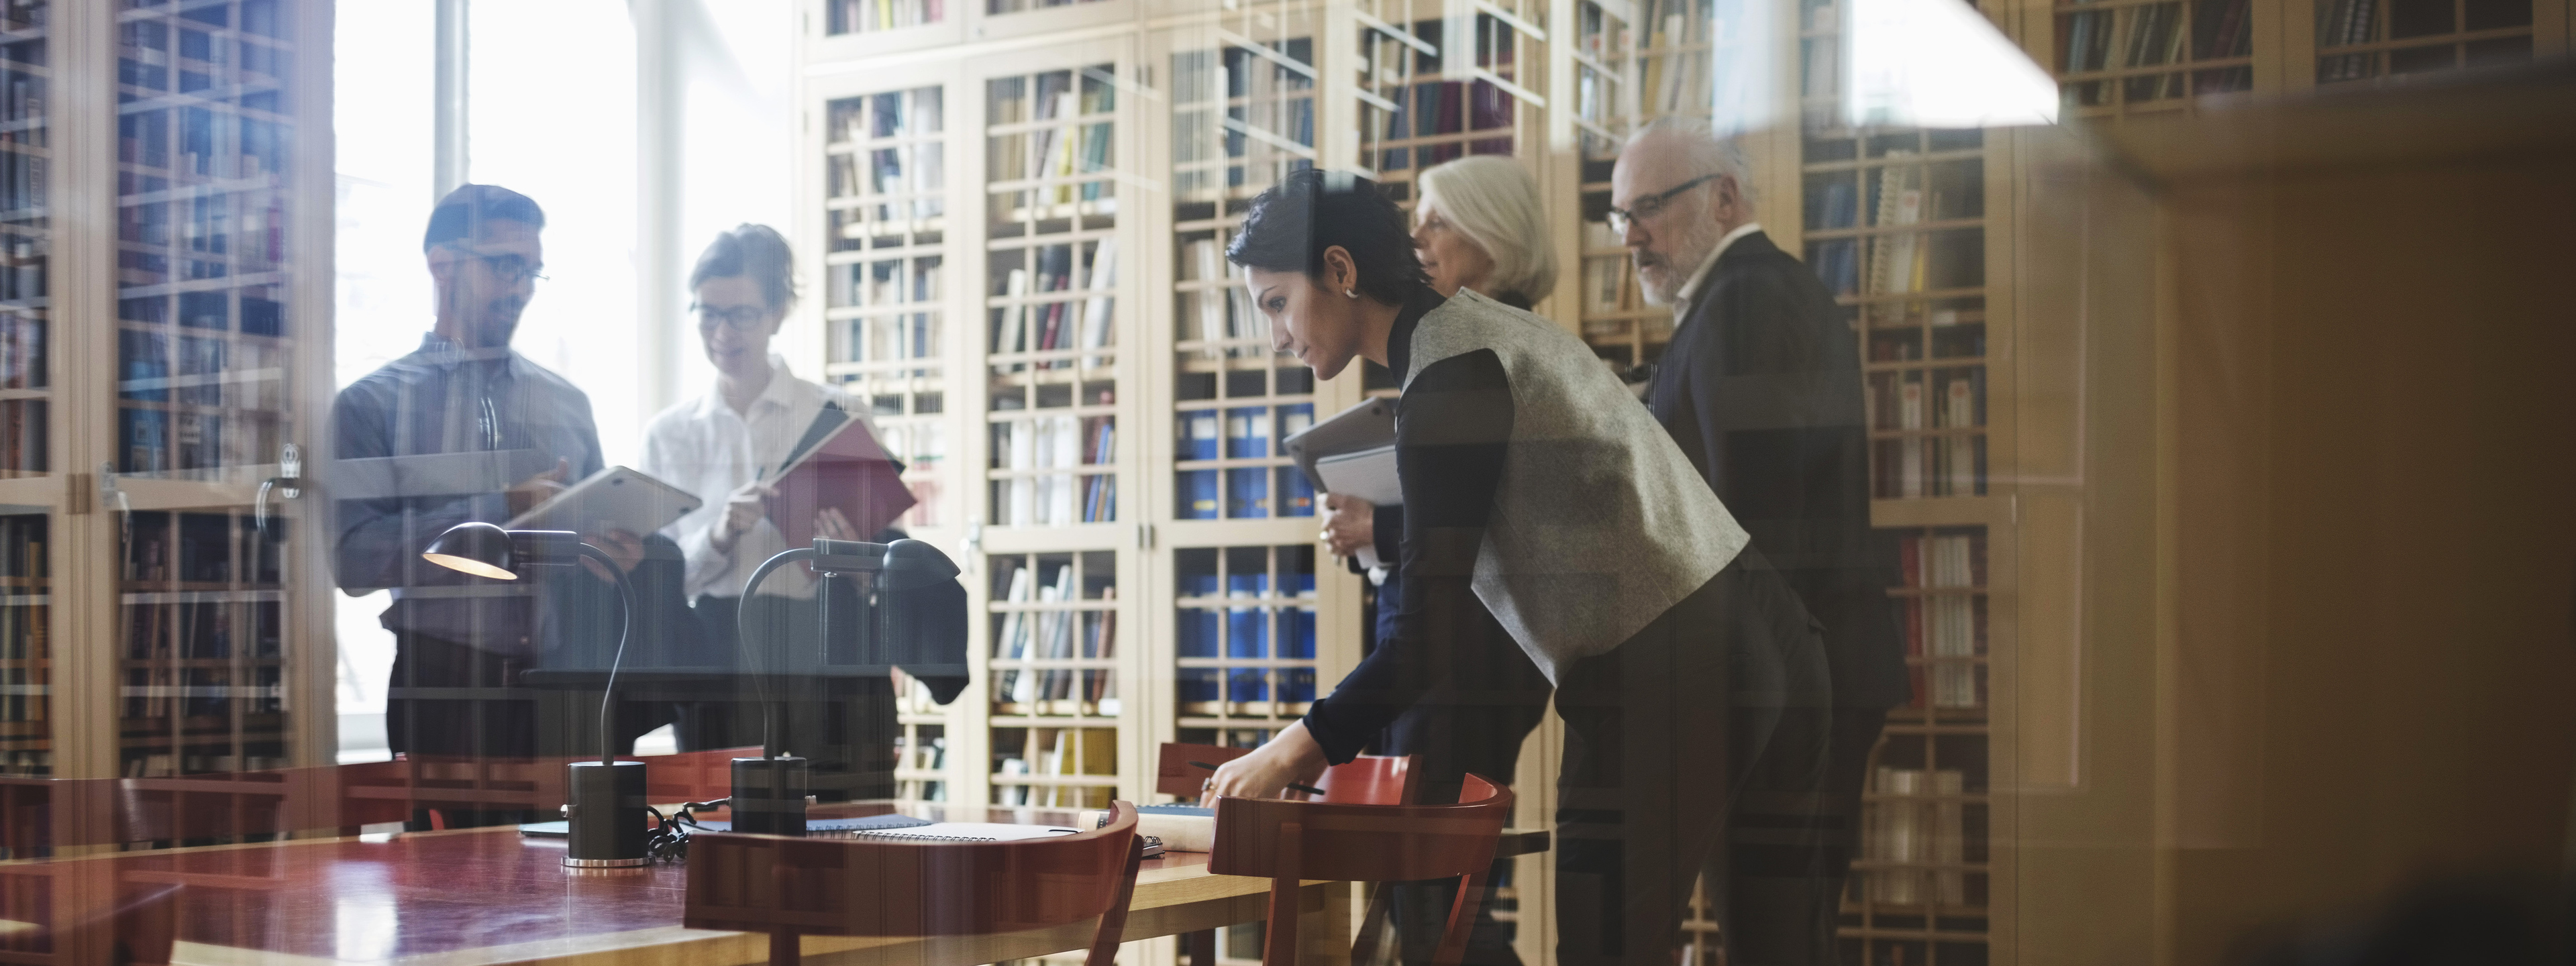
[1316,155,1559,966]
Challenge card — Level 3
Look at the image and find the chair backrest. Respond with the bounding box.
[685,801,1143,964]
[1154,742,1415,805]
[1205,773,1509,883]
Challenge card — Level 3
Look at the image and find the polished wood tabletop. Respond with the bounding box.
[2,804,1545,966]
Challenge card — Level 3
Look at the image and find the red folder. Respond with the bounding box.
[769,407,917,547]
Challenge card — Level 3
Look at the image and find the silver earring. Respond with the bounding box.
[1344,288,1358,299]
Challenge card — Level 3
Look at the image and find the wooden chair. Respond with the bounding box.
[685,801,1146,966]
[1208,773,1512,966]
[1154,741,1416,806]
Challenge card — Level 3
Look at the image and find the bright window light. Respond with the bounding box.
[1844,0,2058,129]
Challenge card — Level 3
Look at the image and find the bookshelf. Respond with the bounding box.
[102,0,332,784]
[1755,0,2022,961]
[970,42,1142,820]
[0,0,42,780]
[0,0,338,786]
[2314,0,2542,83]
[2055,0,2259,116]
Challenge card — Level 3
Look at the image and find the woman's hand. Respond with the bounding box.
[1320,493,1376,559]
[1205,720,1329,802]
[814,506,858,542]
[708,480,774,554]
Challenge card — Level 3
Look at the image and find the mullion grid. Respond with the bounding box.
[1800,127,1990,501]
[825,87,951,529]
[0,3,44,480]
[115,0,299,482]
[1796,9,1994,961]
[118,509,286,781]
[1172,545,1317,747]
[1173,18,1321,523]
[986,550,1120,809]
[1843,528,1990,965]
[0,513,44,777]
[986,65,1121,529]
[2315,0,2536,83]
[1351,1,1523,206]
[890,668,949,803]
[1570,0,1680,371]
[2054,0,2257,115]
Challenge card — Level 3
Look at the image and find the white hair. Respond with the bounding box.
[1631,115,1757,209]
[1416,156,1558,305]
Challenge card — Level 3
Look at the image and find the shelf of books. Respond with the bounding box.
[976,48,1138,815]
[2053,0,2257,117]
[822,83,953,535]
[0,1,44,780]
[116,510,285,779]
[1846,527,1992,965]
[2314,0,2542,84]
[985,549,1121,808]
[99,0,329,782]
[1170,17,1319,529]
[1352,1,1529,203]
[1788,0,2016,961]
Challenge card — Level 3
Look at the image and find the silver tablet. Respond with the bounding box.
[504,466,703,536]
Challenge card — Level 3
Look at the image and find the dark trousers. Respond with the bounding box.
[672,594,903,802]
[387,631,538,761]
[387,631,672,828]
[1378,583,1554,966]
[1554,550,1835,966]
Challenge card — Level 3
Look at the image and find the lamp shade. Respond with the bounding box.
[880,538,961,590]
[420,521,521,580]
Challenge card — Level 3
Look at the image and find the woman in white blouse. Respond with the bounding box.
[640,224,866,748]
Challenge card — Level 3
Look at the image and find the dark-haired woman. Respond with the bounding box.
[1204,170,1836,966]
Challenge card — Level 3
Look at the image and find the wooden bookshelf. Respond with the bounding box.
[0,0,338,786]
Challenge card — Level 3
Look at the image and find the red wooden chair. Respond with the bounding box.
[1155,741,1416,806]
[1209,773,1512,966]
[685,801,1146,966]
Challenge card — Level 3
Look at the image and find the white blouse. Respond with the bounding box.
[639,355,868,600]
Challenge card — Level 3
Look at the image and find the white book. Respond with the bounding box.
[993,566,1033,702]
[1000,268,1031,358]
[1031,419,1058,525]
[1008,419,1037,525]
[1051,415,1080,523]
[1080,237,1117,362]
[1190,239,1227,358]
[1871,767,1924,904]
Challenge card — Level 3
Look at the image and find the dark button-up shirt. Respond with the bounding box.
[330,333,606,655]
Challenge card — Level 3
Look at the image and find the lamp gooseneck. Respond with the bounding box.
[734,546,815,760]
[576,543,636,766]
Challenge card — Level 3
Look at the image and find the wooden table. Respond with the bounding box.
[3,808,1547,966]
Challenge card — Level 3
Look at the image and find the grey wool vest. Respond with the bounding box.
[1402,289,1750,684]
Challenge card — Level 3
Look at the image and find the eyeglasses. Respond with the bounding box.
[456,248,548,284]
[693,303,773,333]
[1604,174,1719,235]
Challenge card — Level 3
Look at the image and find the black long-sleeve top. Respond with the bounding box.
[1303,288,1526,764]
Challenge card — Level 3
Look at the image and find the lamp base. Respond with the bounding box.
[564,760,650,867]
[730,756,810,836]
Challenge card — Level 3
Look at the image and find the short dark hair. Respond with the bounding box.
[421,183,546,252]
[688,223,798,313]
[1226,169,1431,305]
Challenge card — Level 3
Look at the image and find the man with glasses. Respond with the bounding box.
[332,184,679,820]
[1612,117,1911,963]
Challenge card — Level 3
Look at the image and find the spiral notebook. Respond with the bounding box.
[847,822,1084,842]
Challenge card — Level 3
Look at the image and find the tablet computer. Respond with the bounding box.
[1281,397,1396,495]
[505,466,703,536]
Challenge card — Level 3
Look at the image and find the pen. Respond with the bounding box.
[1189,759,1326,797]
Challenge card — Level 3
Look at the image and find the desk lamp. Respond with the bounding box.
[732,537,960,835]
[421,521,647,867]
